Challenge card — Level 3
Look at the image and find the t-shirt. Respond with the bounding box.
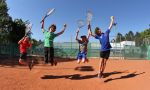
[95,29,112,51]
[43,29,57,47]
[19,41,30,53]
[77,40,89,53]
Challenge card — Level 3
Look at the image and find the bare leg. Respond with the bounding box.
[82,58,85,63]
[101,59,108,77]
[98,58,105,78]
[19,59,27,65]
[85,58,89,63]
[77,59,81,64]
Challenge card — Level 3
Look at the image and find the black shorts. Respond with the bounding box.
[20,53,27,60]
[100,50,110,59]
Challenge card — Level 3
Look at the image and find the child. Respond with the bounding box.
[18,36,32,67]
[41,19,67,66]
[75,26,90,64]
[89,16,115,78]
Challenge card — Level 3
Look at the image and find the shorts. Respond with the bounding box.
[100,50,110,59]
[77,52,87,60]
[20,53,27,60]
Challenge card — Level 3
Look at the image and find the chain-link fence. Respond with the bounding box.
[0,42,150,60]
[0,43,19,57]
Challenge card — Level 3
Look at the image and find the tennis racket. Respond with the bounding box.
[86,10,93,24]
[40,8,55,23]
[77,19,85,29]
[25,23,33,37]
[113,22,117,26]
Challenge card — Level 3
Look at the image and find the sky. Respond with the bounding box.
[6,0,150,42]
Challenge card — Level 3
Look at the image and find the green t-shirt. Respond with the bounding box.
[43,29,57,47]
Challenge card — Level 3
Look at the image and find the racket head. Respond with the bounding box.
[77,19,85,29]
[25,23,33,37]
[46,8,55,17]
[86,10,93,23]
[41,8,55,23]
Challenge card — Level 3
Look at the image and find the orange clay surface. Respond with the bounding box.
[0,57,150,90]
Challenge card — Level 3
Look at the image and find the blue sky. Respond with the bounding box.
[6,0,150,42]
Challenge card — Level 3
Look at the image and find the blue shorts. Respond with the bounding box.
[77,52,87,60]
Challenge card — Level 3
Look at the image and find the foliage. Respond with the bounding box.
[115,29,150,46]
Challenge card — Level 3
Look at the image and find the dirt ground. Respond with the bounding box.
[0,57,150,90]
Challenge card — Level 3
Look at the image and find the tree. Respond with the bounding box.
[0,0,12,43]
[0,0,27,44]
[124,31,134,41]
[134,32,142,46]
[116,33,125,42]
[8,19,26,44]
[140,28,150,45]
[32,38,39,46]
[140,29,150,38]
[0,0,12,31]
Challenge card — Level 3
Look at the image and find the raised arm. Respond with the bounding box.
[76,28,80,41]
[56,24,67,36]
[87,22,91,40]
[28,41,32,49]
[88,22,96,38]
[18,36,25,44]
[108,16,115,30]
[41,17,45,33]
[87,33,90,40]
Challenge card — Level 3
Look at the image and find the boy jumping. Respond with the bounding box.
[75,24,90,64]
[18,36,32,69]
[41,19,67,66]
[89,16,115,78]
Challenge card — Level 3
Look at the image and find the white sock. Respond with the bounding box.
[77,59,81,63]
[82,58,85,62]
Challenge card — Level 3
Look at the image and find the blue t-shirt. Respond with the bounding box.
[95,29,112,51]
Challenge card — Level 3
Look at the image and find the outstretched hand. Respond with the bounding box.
[41,18,45,29]
[64,24,67,28]
[108,16,115,30]
[88,22,91,29]
[76,29,79,33]
[63,24,67,31]
[111,16,114,20]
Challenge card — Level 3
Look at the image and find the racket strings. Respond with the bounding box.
[87,10,93,22]
[46,8,55,16]
[77,20,85,28]
[25,23,33,37]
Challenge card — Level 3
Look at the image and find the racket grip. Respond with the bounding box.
[88,24,91,29]
[40,19,44,23]
[40,16,46,23]
[41,21,44,28]
[24,33,27,36]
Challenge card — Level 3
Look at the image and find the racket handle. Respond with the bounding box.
[88,24,91,29]
[40,19,44,23]
[76,29,79,33]
[40,16,46,23]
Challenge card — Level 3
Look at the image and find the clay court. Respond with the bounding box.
[0,57,149,90]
